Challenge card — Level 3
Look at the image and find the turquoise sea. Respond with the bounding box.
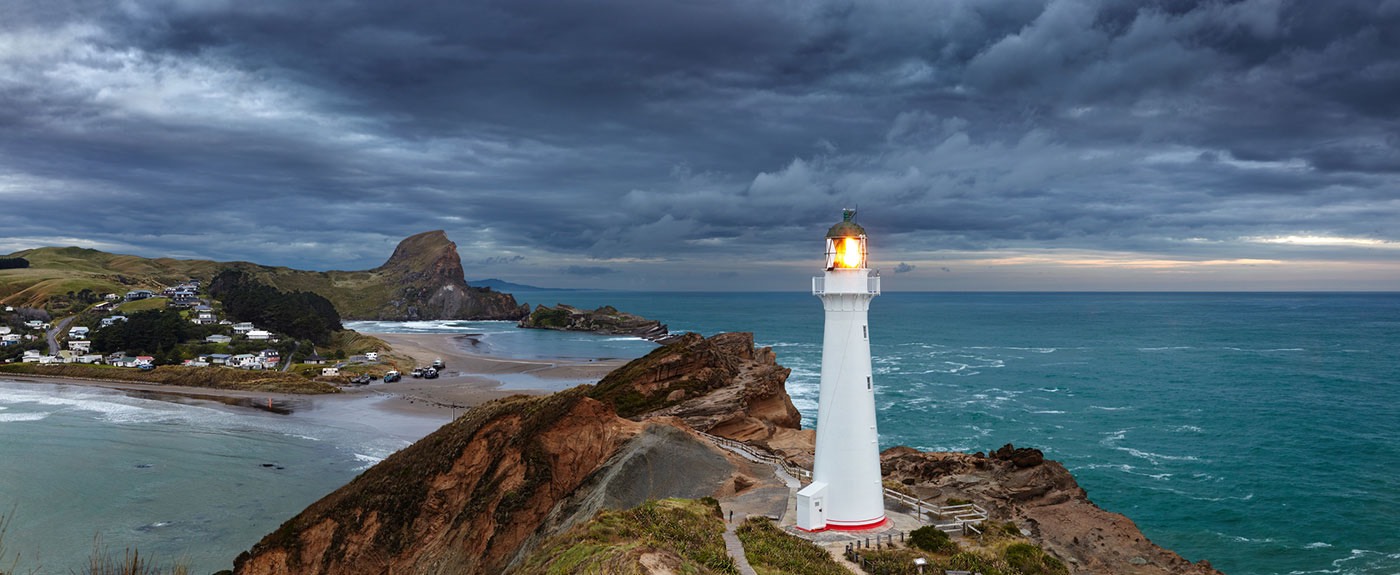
[504,290,1400,575]
[2,292,1397,574]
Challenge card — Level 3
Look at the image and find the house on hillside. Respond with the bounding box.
[230,354,261,369]
[68,340,91,353]
[134,356,155,366]
[207,353,232,365]
[103,293,120,302]
[303,351,328,365]
[74,354,103,364]
[192,311,217,325]
[205,334,232,344]
[23,320,46,330]
[232,322,255,335]
[1,334,21,346]
[247,330,272,341]
[68,326,90,339]
[321,367,340,377]
[21,350,41,362]
[124,290,154,301]
[110,356,140,368]
[39,354,62,364]
[101,315,128,328]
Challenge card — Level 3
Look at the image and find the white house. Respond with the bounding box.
[192,311,217,325]
[68,326,90,339]
[124,290,154,301]
[21,350,41,362]
[321,367,340,377]
[68,340,91,353]
[247,330,272,341]
[101,315,128,328]
[205,334,232,344]
[103,293,120,302]
[1,334,21,346]
[230,354,260,368]
[134,356,155,366]
[0,326,10,335]
[23,320,46,330]
[232,322,255,335]
[208,353,232,365]
[73,354,104,364]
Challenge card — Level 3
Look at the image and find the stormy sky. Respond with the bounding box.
[2,0,1398,290]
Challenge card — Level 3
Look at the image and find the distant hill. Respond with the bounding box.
[468,278,579,292]
[0,231,529,321]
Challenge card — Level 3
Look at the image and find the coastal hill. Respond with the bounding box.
[234,333,1222,575]
[0,231,527,320]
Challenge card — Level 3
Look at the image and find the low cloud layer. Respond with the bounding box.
[2,0,1397,289]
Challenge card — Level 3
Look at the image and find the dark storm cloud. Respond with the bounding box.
[563,265,616,277]
[894,263,916,274]
[1,0,1397,288]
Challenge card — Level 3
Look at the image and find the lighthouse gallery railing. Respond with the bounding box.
[811,274,881,296]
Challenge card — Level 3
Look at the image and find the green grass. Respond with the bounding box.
[116,298,168,314]
[516,498,738,575]
[734,517,849,575]
[0,363,337,394]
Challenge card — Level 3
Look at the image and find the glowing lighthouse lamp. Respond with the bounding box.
[797,209,886,532]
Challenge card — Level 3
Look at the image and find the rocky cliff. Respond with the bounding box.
[518,303,673,342]
[362,230,530,321]
[881,445,1224,575]
[235,333,1223,575]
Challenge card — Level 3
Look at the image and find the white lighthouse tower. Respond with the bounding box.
[796,209,886,531]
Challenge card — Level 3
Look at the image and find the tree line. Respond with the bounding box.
[207,270,342,344]
[0,257,29,269]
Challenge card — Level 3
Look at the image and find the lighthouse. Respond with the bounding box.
[796,209,886,531]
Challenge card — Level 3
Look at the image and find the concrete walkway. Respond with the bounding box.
[722,512,759,575]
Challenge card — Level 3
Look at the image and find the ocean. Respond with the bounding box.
[2,292,1396,574]
[504,290,1400,575]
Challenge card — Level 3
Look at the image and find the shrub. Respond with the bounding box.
[1002,543,1069,575]
[909,526,958,554]
[736,517,848,575]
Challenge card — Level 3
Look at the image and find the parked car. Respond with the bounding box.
[423,368,439,379]
[383,370,401,383]
[411,367,425,378]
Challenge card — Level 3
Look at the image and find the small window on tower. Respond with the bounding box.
[866,376,872,390]
[863,325,868,339]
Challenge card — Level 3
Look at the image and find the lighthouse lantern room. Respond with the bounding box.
[797,209,886,532]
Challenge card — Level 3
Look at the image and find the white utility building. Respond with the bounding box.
[796,209,886,531]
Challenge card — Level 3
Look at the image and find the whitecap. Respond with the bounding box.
[1089,405,1130,411]
[1031,410,1066,414]
[1304,542,1334,549]
[0,412,50,422]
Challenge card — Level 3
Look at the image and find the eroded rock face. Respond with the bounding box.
[589,332,802,448]
[373,230,530,321]
[235,390,643,575]
[880,445,1224,575]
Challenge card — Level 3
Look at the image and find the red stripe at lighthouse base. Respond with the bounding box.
[795,516,890,533]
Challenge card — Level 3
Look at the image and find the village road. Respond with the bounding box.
[46,316,76,355]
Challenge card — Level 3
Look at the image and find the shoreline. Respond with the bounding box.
[0,331,630,441]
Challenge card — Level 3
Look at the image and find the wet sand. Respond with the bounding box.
[1,332,629,442]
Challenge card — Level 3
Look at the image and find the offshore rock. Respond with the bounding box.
[517,303,674,342]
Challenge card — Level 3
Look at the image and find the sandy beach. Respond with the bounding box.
[0,331,630,441]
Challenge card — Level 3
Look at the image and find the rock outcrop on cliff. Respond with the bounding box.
[588,332,808,453]
[881,444,1224,575]
[518,303,673,341]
